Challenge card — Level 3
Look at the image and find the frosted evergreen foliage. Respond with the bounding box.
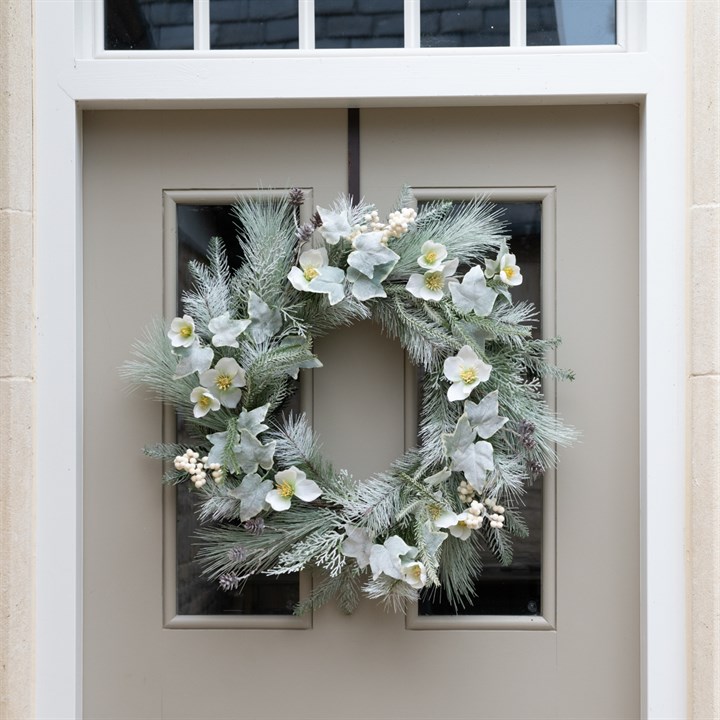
[123,188,576,614]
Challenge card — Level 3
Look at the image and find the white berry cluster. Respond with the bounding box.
[464,500,486,529]
[461,497,506,531]
[483,497,506,529]
[363,210,386,233]
[384,207,417,241]
[173,449,223,488]
[457,479,477,504]
[351,207,418,245]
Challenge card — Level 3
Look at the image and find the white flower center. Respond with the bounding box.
[460,368,478,385]
[424,272,444,292]
[424,250,438,264]
[197,394,212,409]
[304,267,320,281]
[215,374,233,392]
[180,326,193,338]
[276,479,294,498]
[408,565,423,581]
[428,504,442,520]
[504,266,515,279]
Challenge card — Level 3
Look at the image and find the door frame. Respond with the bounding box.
[34,1,688,717]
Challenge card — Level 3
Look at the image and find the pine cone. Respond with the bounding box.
[227,546,246,563]
[244,517,265,535]
[296,222,315,244]
[527,459,544,479]
[518,420,537,449]
[218,572,242,591]
[288,187,305,206]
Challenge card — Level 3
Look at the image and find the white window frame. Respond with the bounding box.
[35,0,687,717]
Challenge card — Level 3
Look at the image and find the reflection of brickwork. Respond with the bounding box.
[421,0,510,48]
[107,0,529,50]
[526,0,560,46]
[211,0,299,50]
[316,0,404,49]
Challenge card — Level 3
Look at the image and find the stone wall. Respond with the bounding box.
[689,1,720,717]
[0,0,35,717]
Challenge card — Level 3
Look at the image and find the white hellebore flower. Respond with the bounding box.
[288,247,346,306]
[427,491,458,529]
[198,357,246,409]
[485,241,523,287]
[448,512,474,541]
[265,465,322,512]
[497,253,523,286]
[417,241,448,271]
[401,561,427,590]
[288,247,328,289]
[208,312,251,348]
[443,345,492,401]
[190,386,220,418]
[168,315,196,348]
[406,258,459,302]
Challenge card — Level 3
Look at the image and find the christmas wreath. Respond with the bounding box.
[124,187,575,614]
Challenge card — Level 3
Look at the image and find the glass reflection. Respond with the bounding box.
[105,0,193,50]
[210,0,299,50]
[175,203,300,615]
[419,201,544,616]
[421,0,510,48]
[315,0,404,49]
[527,0,616,46]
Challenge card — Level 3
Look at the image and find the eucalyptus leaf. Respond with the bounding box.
[236,404,271,437]
[235,429,276,474]
[172,341,214,379]
[316,205,352,245]
[347,260,396,301]
[247,291,282,344]
[229,472,273,521]
[464,390,508,439]
[347,232,400,280]
[442,414,495,486]
[420,521,448,557]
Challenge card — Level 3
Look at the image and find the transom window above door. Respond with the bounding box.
[103,0,619,53]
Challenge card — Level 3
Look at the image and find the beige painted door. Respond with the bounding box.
[83,106,639,719]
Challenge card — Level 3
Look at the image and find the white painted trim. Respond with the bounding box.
[194,0,210,52]
[35,0,687,717]
[298,0,315,50]
[35,2,83,717]
[510,0,527,48]
[404,0,420,49]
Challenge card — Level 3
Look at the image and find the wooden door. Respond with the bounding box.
[83,106,639,718]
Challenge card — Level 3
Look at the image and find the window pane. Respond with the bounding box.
[527,0,616,46]
[105,0,193,50]
[315,0,404,49]
[421,0,510,48]
[175,203,300,615]
[420,201,544,616]
[210,0,299,49]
